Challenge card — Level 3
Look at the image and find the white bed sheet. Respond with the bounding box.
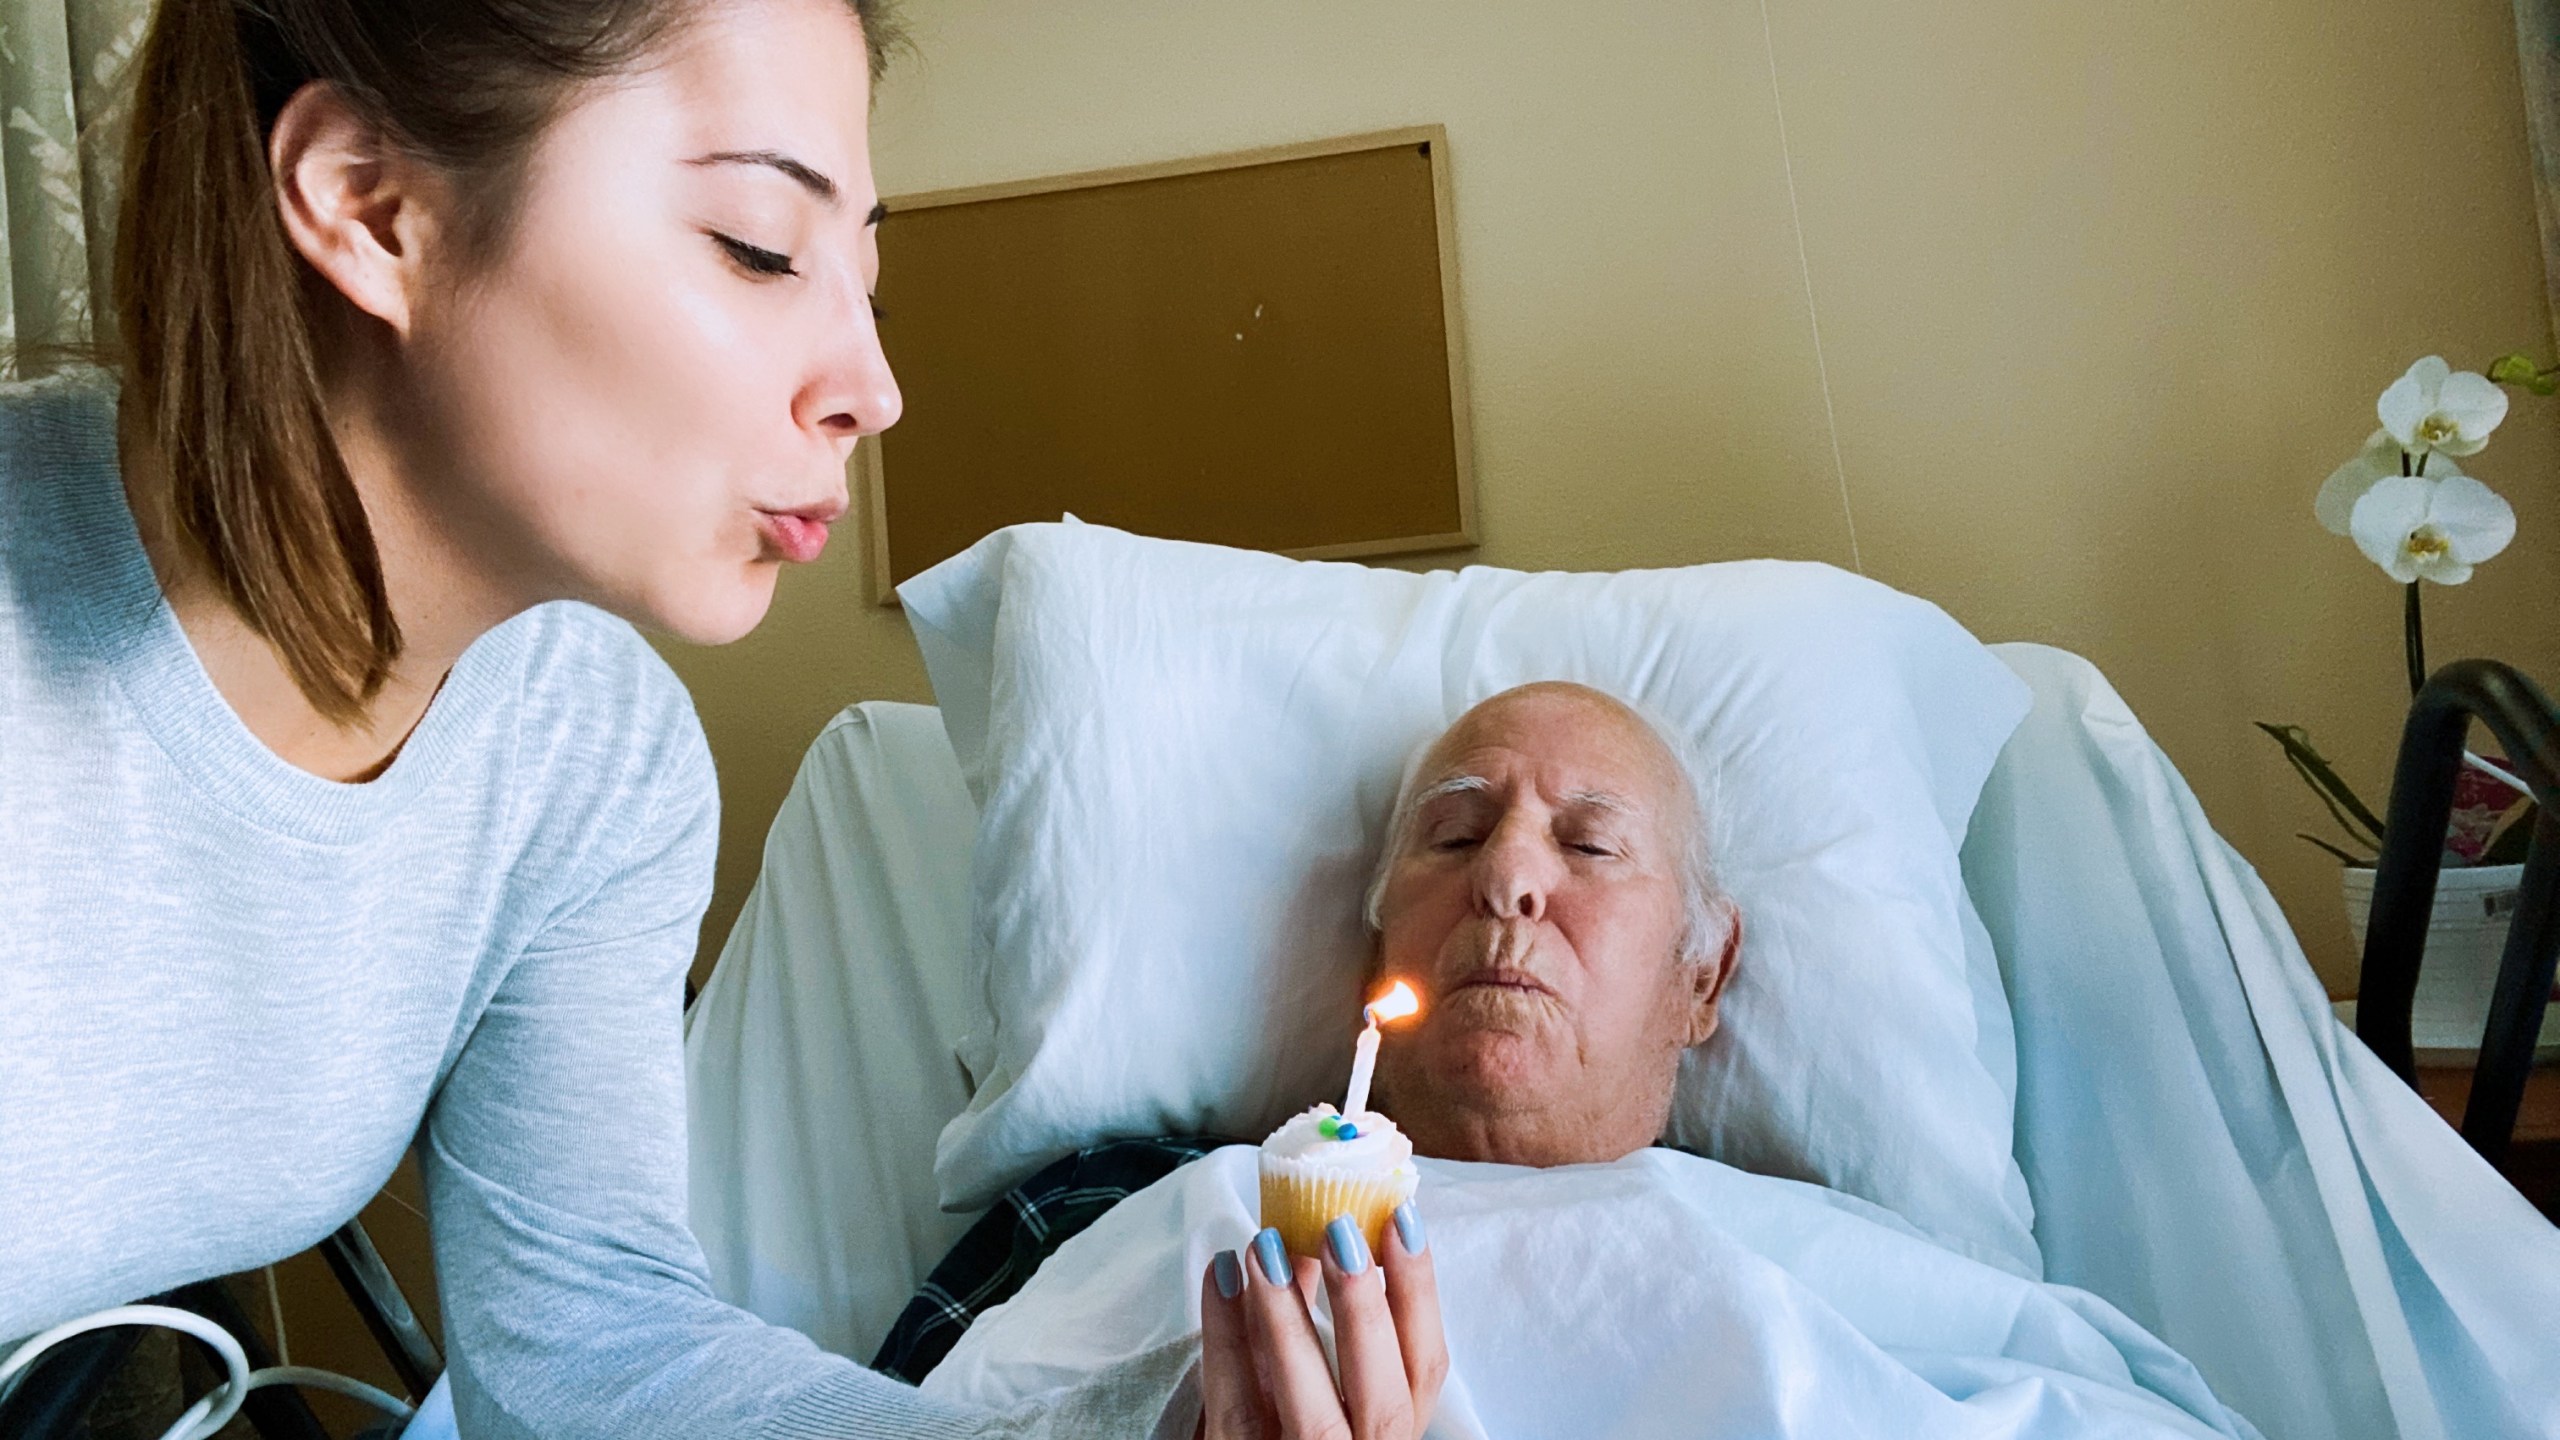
[922,1146,2259,1440]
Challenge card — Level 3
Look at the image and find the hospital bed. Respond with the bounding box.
[682,641,2560,1440]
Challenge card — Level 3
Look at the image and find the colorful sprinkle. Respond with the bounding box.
[1317,1116,1340,1139]
[1337,1122,1360,1140]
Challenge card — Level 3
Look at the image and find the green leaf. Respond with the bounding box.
[2256,721,2389,847]
[2285,748,2386,849]
[2297,830,2373,865]
[2486,352,2560,395]
[2481,800,2538,866]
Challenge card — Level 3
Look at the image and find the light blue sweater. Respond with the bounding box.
[0,375,1005,1438]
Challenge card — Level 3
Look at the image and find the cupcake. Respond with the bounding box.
[1257,1103,1419,1258]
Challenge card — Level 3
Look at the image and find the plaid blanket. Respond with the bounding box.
[873,1135,1242,1383]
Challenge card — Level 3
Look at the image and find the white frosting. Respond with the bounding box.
[1259,1103,1414,1170]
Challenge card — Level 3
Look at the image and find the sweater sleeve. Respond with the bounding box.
[418,739,1011,1439]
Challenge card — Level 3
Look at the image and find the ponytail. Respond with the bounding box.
[116,0,395,724]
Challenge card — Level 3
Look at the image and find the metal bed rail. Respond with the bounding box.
[2354,658,2560,1165]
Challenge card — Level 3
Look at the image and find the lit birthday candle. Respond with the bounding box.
[1341,980,1422,1120]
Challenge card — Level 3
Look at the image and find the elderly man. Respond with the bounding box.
[1366,681,1742,1169]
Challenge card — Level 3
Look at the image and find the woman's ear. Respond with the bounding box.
[268,80,442,338]
[1681,904,1742,1047]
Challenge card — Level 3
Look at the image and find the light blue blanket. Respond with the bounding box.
[1972,645,2560,1440]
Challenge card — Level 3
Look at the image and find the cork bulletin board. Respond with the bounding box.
[859,125,1476,603]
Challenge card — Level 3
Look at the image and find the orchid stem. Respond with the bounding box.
[2404,581,2426,697]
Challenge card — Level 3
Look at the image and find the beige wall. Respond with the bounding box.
[661,0,2560,995]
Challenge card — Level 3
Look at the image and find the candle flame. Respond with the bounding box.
[1365,980,1422,1026]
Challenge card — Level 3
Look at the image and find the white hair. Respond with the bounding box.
[1361,690,1736,967]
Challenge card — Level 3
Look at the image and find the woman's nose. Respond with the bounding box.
[794,297,903,455]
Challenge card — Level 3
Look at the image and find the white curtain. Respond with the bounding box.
[0,0,148,374]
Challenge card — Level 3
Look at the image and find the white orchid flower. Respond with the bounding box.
[2314,429,2466,535]
[2377,355,2509,457]
[2347,472,2516,584]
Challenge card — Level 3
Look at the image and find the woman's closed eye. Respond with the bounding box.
[709,231,885,319]
[710,230,797,278]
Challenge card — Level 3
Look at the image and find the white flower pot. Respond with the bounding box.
[2340,861,2558,1059]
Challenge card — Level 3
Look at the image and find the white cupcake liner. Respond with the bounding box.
[1257,1158,1419,1258]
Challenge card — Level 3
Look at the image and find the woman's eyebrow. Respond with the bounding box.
[688,149,840,205]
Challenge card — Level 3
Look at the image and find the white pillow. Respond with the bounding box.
[903,521,2040,1275]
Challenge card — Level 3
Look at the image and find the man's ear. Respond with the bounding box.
[268,80,442,339]
[1680,905,1743,1047]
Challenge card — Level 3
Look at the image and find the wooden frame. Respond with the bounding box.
[857,125,1477,604]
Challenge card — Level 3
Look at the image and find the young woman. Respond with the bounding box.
[0,0,1439,1435]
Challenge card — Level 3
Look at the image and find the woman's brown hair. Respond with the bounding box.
[114,0,898,723]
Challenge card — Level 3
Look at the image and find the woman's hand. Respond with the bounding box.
[1196,1203,1446,1440]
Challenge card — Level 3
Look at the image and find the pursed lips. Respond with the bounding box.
[757,497,850,524]
[1451,970,1557,999]
[752,496,850,564]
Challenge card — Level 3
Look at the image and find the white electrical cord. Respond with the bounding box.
[164,1364,414,1439]
[0,1302,414,1440]
[0,1306,247,1431]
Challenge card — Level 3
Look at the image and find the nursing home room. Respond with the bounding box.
[4,0,2560,1438]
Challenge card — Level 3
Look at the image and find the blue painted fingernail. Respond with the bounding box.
[1212,1249,1244,1299]
[1392,1201,1427,1256]
[1327,1215,1370,1275]
[1253,1227,1293,1285]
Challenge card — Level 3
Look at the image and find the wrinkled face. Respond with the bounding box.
[404,0,897,643]
[1372,684,1728,1165]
